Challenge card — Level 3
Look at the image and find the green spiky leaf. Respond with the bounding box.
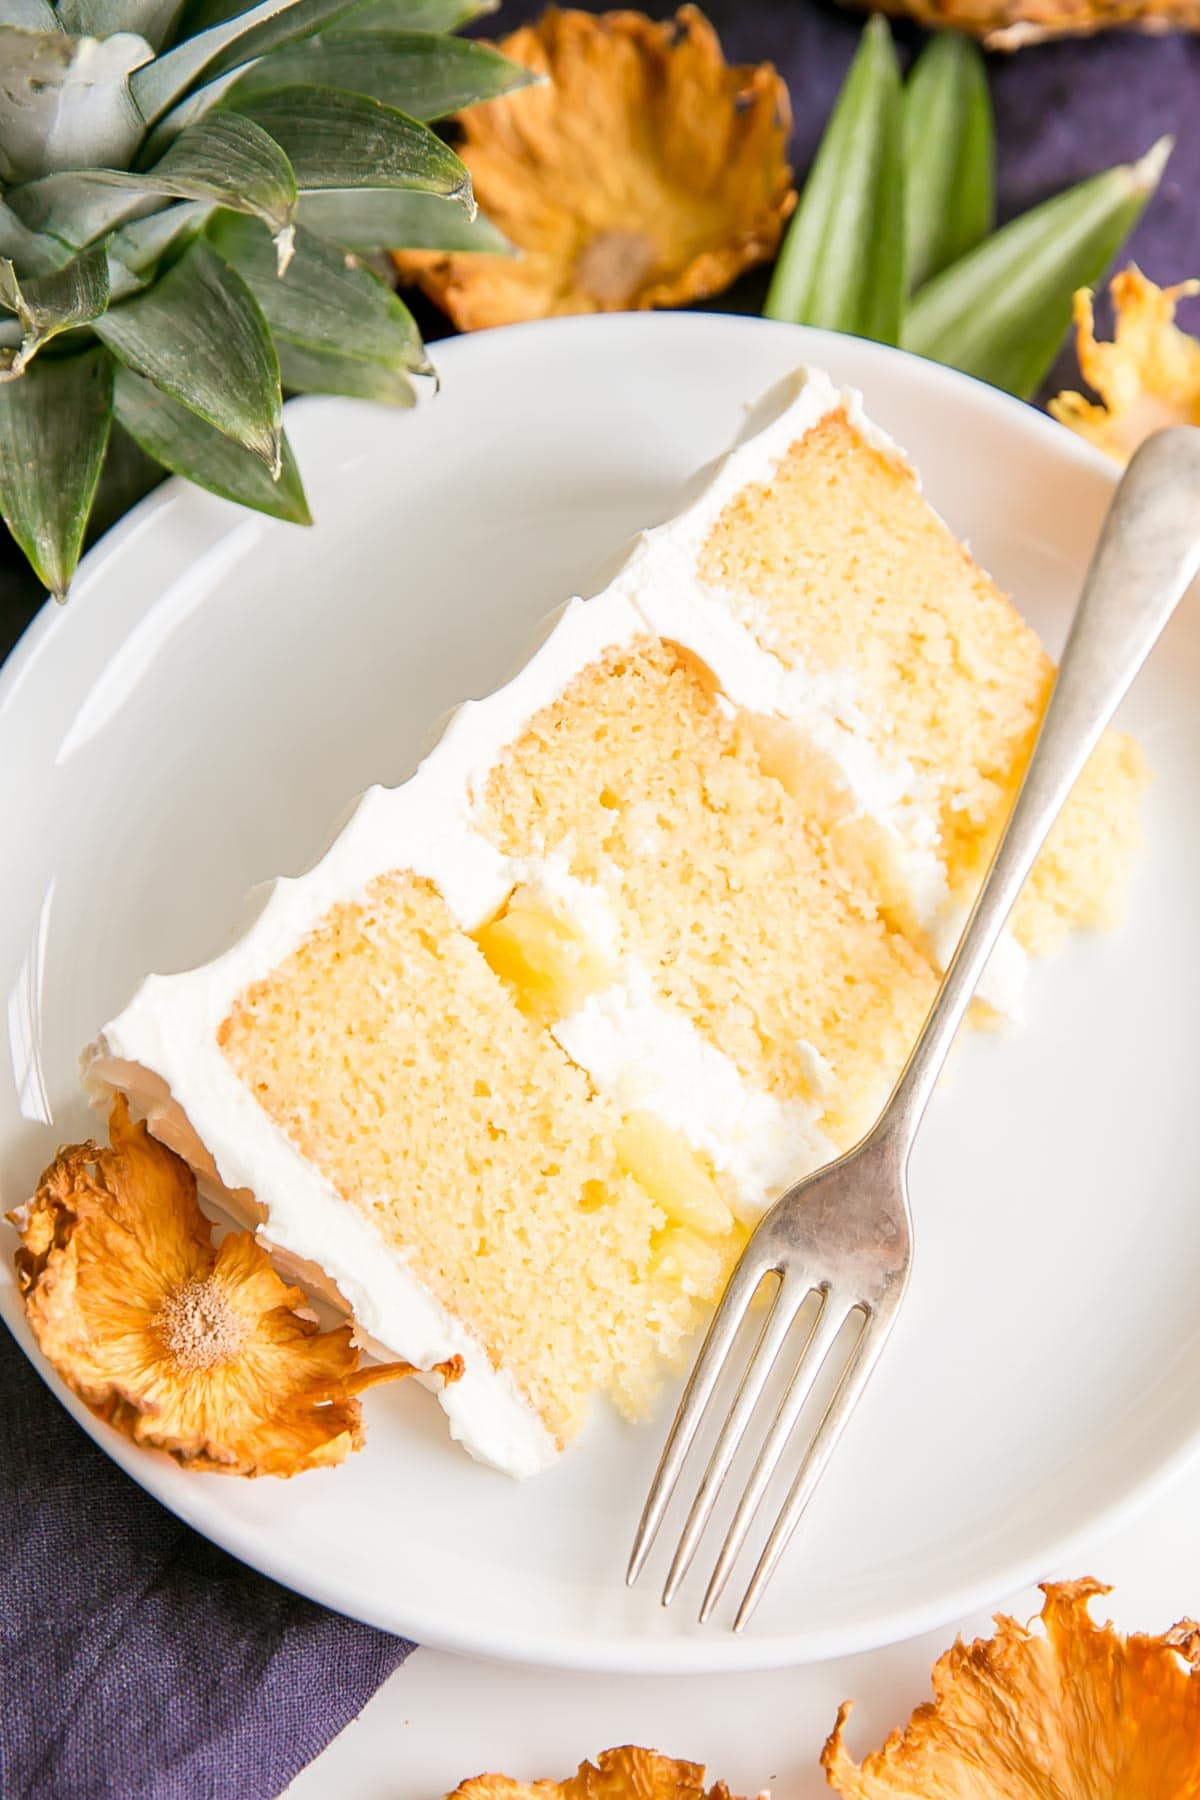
[0,346,113,597]
[0,28,150,181]
[10,113,296,260]
[903,33,994,296]
[5,173,157,247]
[114,363,310,521]
[145,0,498,156]
[765,17,905,345]
[134,112,297,243]
[331,0,495,29]
[57,0,187,46]
[0,0,508,598]
[131,0,354,125]
[225,83,471,201]
[188,0,493,32]
[108,199,211,281]
[0,196,74,276]
[137,79,241,169]
[210,210,427,371]
[228,30,536,121]
[903,137,1171,400]
[140,0,446,135]
[96,235,281,466]
[0,0,60,28]
[277,338,415,403]
[201,0,387,73]
[297,185,508,252]
[0,241,109,370]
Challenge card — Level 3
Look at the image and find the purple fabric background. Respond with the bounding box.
[0,1337,414,1799]
[2,5,1199,1795]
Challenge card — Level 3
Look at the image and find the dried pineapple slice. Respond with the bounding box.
[10,1096,460,1476]
[1051,267,1200,464]
[872,0,1200,49]
[449,1744,743,1798]
[449,1585,1200,1798]
[823,1579,1200,1796]
[393,7,794,331]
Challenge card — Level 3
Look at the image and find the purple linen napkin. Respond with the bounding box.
[0,1328,412,1799]
[2,6,1199,1797]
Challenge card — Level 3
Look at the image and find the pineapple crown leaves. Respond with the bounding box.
[0,0,533,598]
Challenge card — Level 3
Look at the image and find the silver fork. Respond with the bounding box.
[627,425,1200,1631]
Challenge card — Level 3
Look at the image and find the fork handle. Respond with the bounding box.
[878,425,1200,1154]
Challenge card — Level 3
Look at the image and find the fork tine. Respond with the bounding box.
[627,1251,776,1587]
[699,1293,858,1622]
[660,1279,811,1606]
[732,1310,894,1632]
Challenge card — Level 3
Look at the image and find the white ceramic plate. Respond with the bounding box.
[3,314,1199,1674]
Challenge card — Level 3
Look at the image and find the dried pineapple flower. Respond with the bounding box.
[449,1744,744,1799]
[393,7,794,330]
[822,1579,1200,1796]
[1050,266,1200,463]
[11,1095,461,1477]
[871,0,1200,51]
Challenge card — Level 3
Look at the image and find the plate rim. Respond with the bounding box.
[3,310,1196,1675]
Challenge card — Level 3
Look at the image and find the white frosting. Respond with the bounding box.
[552,962,834,1221]
[88,364,1029,1478]
[432,592,645,819]
[513,845,624,961]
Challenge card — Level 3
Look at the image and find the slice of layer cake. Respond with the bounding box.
[88,368,1148,1476]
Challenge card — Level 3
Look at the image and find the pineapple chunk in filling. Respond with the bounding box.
[614,1110,734,1238]
[219,869,745,1448]
[473,884,613,1022]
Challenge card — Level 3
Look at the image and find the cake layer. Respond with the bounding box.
[89,365,1149,1476]
[219,869,729,1445]
[683,394,1149,956]
[479,638,937,1143]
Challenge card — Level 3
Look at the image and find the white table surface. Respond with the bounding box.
[288,1456,1199,1797]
